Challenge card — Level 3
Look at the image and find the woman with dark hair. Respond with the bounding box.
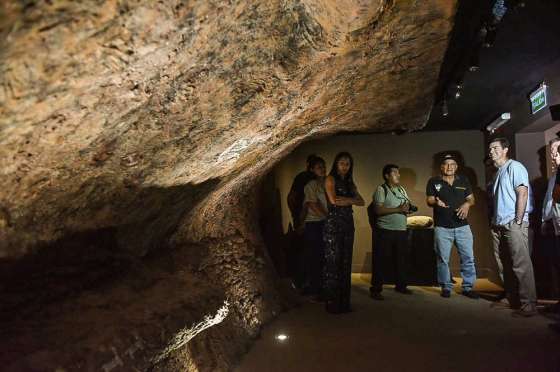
[323,152,365,313]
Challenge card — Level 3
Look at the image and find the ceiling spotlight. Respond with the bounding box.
[486,112,511,133]
[442,99,449,117]
[469,54,479,72]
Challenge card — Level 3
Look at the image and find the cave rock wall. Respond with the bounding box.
[0,0,456,370]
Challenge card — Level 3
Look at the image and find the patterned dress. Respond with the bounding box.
[323,175,355,313]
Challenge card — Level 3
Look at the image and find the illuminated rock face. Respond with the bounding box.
[0,0,456,370]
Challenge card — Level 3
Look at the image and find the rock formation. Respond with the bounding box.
[0,0,456,370]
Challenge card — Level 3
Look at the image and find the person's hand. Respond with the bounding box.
[541,222,549,235]
[335,197,353,206]
[436,197,449,208]
[399,202,410,214]
[456,203,470,219]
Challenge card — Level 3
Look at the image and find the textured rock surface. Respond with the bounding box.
[0,0,456,370]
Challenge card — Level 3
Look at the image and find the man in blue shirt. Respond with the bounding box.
[488,138,536,317]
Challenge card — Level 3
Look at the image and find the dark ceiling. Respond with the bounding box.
[425,0,560,131]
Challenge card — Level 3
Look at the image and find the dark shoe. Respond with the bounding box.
[542,302,560,314]
[441,289,451,298]
[395,287,413,295]
[462,290,480,300]
[490,298,511,310]
[309,295,325,303]
[370,291,384,301]
[512,304,537,318]
[495,291,507,301]
[549,322,560,334]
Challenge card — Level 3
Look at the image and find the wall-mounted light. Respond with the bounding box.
[442,99,449,117]
[275,333,289,342]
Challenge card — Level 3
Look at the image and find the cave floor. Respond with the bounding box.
[235,275,560,372]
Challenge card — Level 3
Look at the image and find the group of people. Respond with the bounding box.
[288,152,365,313]
[286,138,560,330]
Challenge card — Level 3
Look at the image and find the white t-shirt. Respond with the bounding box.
[303,179,328,222]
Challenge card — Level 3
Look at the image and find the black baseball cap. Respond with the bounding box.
[441,154,458,164]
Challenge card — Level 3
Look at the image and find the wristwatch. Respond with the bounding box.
[514,217,523,225]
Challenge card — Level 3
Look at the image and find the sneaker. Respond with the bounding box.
[490,298,511,310]
[512,304,537,318]
[461,290,480,300]
[370,292,384,301]
[441,289,451,298]
[395,287,413,295]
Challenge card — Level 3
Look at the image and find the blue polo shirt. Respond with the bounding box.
[491,159,533,225]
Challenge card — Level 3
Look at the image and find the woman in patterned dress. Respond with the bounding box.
[323,152,364,313]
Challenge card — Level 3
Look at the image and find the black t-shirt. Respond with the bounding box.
[556,170,560,185]
[426,175,473,228]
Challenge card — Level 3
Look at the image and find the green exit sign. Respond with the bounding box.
[530,84,547,114]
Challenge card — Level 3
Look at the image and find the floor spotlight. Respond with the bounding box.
[468,54,480,72]
[275,333,289,342]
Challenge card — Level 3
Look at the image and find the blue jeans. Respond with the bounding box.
[434,225,476,291]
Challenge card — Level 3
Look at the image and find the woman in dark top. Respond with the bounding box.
[323,152,364,313]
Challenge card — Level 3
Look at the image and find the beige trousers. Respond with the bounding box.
[491,221,537,308]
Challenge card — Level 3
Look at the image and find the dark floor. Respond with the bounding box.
[235,276,560,372]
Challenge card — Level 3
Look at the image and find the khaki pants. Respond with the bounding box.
[491,221,537,308]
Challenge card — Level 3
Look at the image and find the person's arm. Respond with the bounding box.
[375,203,409,216]
[426,196,449,208]
[514,186,528,224]
[425,179,448,208]
[352,189,365,206]
[554,185,560,204]
[325,176,337,205]
[287,182,298,217]
[511,162,529,224]
[307,201,327,217]
[335,186,365,206]
[374,185,408,215]
[456,194,475,219]
[339,187,364,206]
[553,171,560,203]
[298,204,309,227]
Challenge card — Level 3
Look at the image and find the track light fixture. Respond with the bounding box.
[486,112,511,133]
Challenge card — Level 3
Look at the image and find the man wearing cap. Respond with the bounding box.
[426,154,479,299]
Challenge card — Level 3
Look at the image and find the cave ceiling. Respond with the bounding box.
[0,0,456,259]
[426,0,560,131]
